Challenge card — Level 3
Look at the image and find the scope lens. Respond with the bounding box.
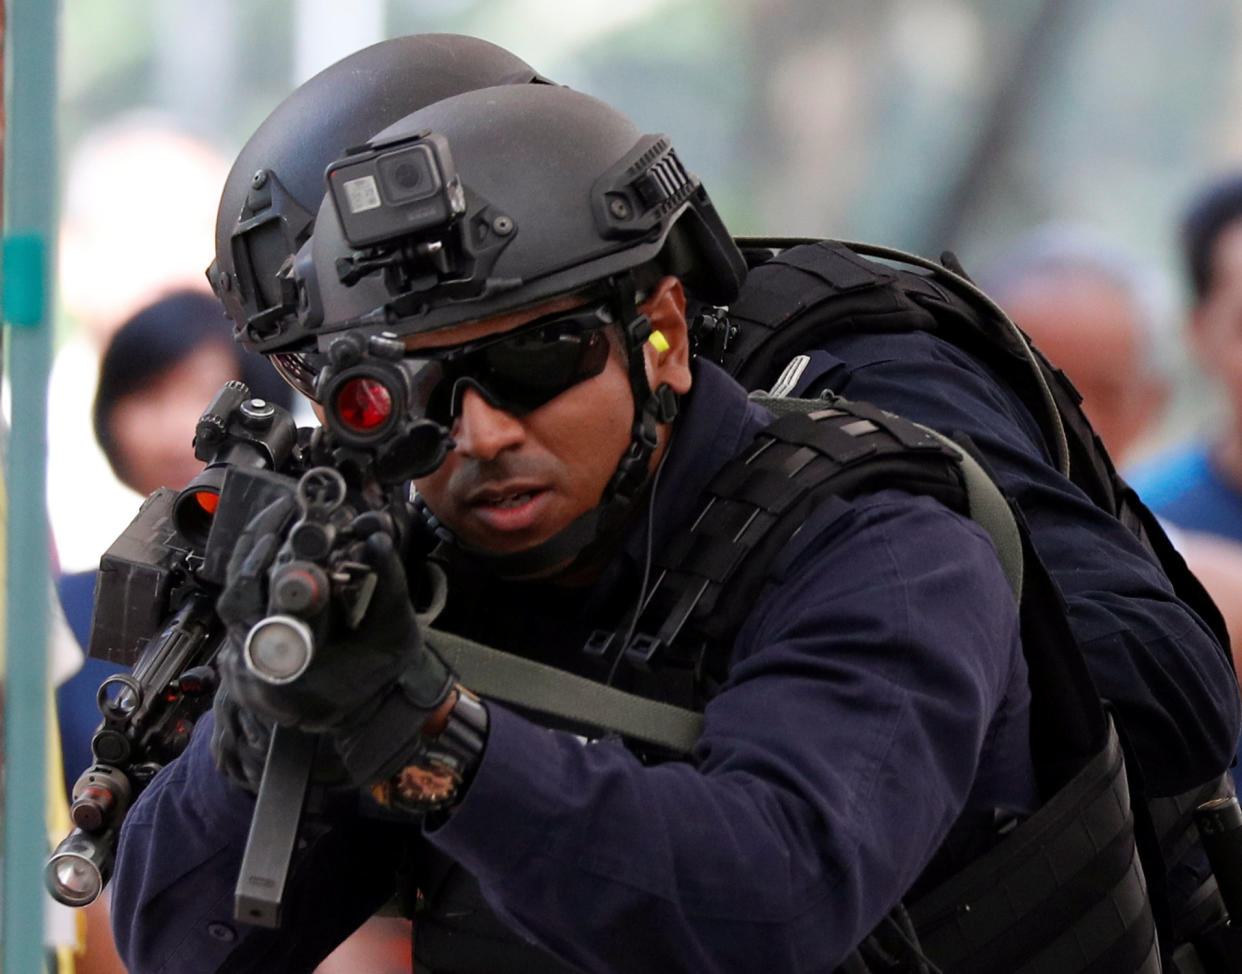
[173,463,228,550]
[191,490,219,515]
[47,852,103,906]
[334,377,393,433]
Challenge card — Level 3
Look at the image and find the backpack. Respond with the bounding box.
[714,237,1228,647]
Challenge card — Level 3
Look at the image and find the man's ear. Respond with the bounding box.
[641,276,692,395]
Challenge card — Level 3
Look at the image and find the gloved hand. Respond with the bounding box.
[209,493,293,791]
[210,683,272,793]
[211,490,456,790]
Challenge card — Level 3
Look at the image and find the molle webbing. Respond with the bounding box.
[907,717,1160,974]
[623,397,976,681]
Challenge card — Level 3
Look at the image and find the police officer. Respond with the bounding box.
[208,28,1241,864]
[112,81,1041,973]
[210,33,1239,839]
[110,37,1240,974]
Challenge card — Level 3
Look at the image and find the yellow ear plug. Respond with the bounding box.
[648,330,670,353]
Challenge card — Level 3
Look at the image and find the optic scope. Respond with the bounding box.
[315,332,452,483]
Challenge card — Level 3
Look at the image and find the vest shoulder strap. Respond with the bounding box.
[623,395,1019,683]
[760,395,1024,599]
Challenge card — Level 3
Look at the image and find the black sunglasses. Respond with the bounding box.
[271,301,615,424]
[411,301,615,424]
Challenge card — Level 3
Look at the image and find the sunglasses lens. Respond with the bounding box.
[413,304,613,421]
[269,351,323,401]
[477,326,609,411]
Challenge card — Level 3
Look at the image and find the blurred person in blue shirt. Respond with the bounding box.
[1129,174,1242,543]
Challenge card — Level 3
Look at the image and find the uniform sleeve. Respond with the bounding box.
[427,491,1033,973]
[111,711,404,974]
[821,331,1241,795]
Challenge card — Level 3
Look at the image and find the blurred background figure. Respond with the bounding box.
[1129,172,1242,545]
[983,224,1242,669]
[91,290,291,500]
[48,113,231,574]
[979,223,1174,463]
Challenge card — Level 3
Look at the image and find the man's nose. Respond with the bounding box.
[452,385,525,460]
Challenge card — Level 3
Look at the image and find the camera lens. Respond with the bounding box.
[392,162,422,190]
[377,144,440,203]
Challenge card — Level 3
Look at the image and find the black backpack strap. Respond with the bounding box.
[722,237,1071,476]
[758,396,1024,601]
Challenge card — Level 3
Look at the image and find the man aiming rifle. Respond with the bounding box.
[93,35,1241,974]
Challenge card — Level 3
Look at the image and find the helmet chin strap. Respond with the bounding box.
[423,275,680,581]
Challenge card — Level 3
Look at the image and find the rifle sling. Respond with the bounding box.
[428,628,704,754]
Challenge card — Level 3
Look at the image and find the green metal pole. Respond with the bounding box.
[3,0,59,971]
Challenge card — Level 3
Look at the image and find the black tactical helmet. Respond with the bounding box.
[290,82,747,350]
[288,83,747,577]
[208,33,549,354]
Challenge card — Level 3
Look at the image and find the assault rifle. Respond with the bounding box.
[45,331,451,927]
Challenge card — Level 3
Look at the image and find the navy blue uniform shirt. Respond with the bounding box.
[791,330,1240,795]
[112,361,1034,972]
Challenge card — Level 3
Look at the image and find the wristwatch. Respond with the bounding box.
[371,686,488,814]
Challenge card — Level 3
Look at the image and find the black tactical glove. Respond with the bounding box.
[209,493,294,792]
[210,683,272,793]
[211,491,456,790]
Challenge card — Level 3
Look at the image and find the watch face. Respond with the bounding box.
[369,689,487,815]
[392,762,459,809]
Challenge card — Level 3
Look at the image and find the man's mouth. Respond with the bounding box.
[488,491,537,509]
[464,482,552,537]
